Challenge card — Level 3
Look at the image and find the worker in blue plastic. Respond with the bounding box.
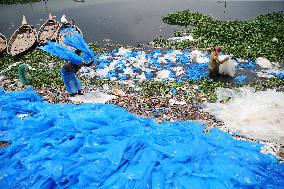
[209,46,229,78]
[61,49,94,97]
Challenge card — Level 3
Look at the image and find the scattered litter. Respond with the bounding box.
[156,70,171,79]
[69,91,116,104]
[16,113,31,120]
[272,37,278,42]
[169,98,187,105]
[0,75,5,81]
[111,88,126,96]
[256,57,274,69]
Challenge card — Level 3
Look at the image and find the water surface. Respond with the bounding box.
[0,0,283,45]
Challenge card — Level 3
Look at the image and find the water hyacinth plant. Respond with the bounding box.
[161,10,284,62]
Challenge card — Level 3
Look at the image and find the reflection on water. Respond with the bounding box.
[0,0,283,45]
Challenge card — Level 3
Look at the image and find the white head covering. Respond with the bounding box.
[61,14,68,24]
[22,15,28,25]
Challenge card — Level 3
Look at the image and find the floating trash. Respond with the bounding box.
[89,48,212,82]
[234,74,247,84]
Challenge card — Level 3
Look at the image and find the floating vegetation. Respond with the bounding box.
[160,11,284,61]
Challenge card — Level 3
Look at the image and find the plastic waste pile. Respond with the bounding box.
[1,88,284,188]
[89,48,210,82]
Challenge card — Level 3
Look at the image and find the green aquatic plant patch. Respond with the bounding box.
[161,10,284,62]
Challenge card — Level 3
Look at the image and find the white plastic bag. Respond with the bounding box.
[218,56,236,77]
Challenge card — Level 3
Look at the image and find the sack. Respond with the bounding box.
[219,57,236,77]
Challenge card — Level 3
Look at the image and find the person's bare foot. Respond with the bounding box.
[77,90,84,95]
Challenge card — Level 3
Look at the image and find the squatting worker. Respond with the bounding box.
[61,50,94,97]
[18,63,31,86]
[209,46,229,78]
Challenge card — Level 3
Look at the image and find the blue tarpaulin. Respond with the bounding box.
[0,88,284,188]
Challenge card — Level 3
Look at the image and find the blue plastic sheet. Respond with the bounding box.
[40,26,95,64]
[234,74,247,84]
[39,42,83,65]
[64,33,95,64]
[271,72,284,79]
[186,64,209,81]
[237,59,256,69]
[0,88,284,188]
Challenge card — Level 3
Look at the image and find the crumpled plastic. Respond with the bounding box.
[0,88,283,188]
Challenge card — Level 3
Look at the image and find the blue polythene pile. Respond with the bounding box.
[0,89,284,189]
[92,49,210,82]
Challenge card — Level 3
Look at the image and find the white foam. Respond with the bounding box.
[205,88,284,144]
[189,50,204,59]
